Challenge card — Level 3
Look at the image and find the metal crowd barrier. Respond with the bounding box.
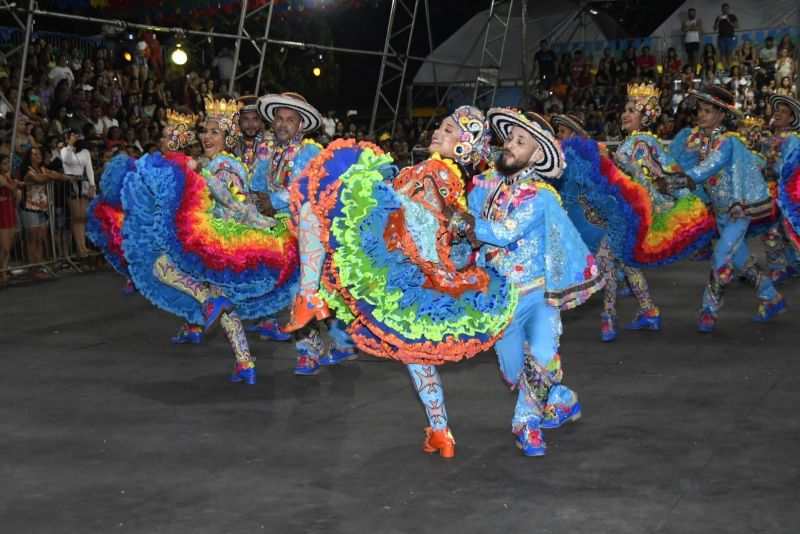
[1,172,100,284]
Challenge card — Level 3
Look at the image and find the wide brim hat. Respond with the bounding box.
[688,86,742,119]
[487,107,565,179]
[766,93,800,131]
[237,95,259,114]
[551,113,589,138]
[257,92,322,133]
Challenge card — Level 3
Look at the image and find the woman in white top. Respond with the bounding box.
[60,130,96,262]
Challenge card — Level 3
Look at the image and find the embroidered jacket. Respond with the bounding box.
[249,133,322,213]
[681,128,771,219]
[468,168,603,310]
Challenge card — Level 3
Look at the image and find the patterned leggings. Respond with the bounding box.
[407,364,448,430]
[298,201,326,296]
[595,239,655,318]
[153,254,253,363]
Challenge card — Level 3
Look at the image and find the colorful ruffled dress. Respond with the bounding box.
[87,155,136,276]
[302,139,517,364]
[776,132,800,249]
[121,151,299,323]
[560,135,716,267]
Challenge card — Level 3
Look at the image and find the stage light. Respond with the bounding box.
[123,51,133,62]
[171,44,188,66]
[313,66,322,77]
[589,8,598,15]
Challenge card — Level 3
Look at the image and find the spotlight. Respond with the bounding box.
[589,8,598,15]
[171,44,188,66]
[123,51,133,62]
[313,66,322,77]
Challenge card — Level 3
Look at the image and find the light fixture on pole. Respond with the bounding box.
[171,44,188,66]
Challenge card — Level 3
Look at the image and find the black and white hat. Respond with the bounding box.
[487,108,565,179]
[766,93,800,131]
[551,113,589,138]
[257,92,322,133]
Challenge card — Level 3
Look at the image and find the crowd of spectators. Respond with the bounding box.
[0,13,798,279]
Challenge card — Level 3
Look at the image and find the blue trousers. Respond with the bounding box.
[703,216,778,314]
[493,288,576,431]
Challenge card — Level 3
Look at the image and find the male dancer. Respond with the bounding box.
[452,109,603,456]
[679,87,785,331]
[251,93,356,375]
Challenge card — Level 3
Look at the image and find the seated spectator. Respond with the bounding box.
[737,39,757,76]
[776,76,797,98]
[570,50,588,81]
[778,35,795,56]
[758,36,778,82]
[775,47,796,86]
[666,47,683,76]
[48,55,74,89]
[636,46,658,80]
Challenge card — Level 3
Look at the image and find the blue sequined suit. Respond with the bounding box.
[680,128,779,316]
[468,169,603,433]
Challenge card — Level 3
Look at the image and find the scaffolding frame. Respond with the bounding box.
[472,0,515,108]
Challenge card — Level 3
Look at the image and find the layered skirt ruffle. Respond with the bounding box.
[301,139,517,365]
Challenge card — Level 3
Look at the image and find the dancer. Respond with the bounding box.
[252,92,355,374]
[762,94,800,280]
[676,86,784,330]
[450,109,603,456]
[297,106,517,457]
[122,98,298,383]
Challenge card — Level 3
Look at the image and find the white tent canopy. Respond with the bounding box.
[413,1,622,85]
[649,0,799,55]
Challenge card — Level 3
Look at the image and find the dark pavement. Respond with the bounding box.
[1,255,799,533]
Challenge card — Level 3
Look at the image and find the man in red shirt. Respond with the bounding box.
[635,46,658,80]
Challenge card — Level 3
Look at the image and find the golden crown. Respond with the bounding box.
[204,98,243,122]
[627,83,661,103]
[166,109,197,130]
[738,115,764,130]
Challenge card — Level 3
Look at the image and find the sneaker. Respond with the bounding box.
[515,423,547,457]
[698,310,716,333]
[319,347,358,366]
[540,402,582,429]
[258,319,292,341]
[625,308,661,331]
[294,354,320,376]
[601,314,617,342]
[752,294,786,323]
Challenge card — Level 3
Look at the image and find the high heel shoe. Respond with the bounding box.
[230,362,257,385]
[421,426,455,458]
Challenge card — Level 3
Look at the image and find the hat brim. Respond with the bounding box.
[487,108,564,179]
[688,89,742,119]
[766,94,800,131]
[257,95,322,133]
[551,115,589,138]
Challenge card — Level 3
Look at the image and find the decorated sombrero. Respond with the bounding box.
[237,95,259,115]
[551,113,589,138]
[257,92,322,133]
[766,93,800,131]
[487,107,565,179]
[688,85,742,119]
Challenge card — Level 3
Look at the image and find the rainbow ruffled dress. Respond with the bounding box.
[777,133,800,250]
[121,151,299,323]
[87,155,136,276]
[302,139,517,364]
[560,135,716,267]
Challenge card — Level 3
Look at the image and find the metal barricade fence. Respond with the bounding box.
[1,170,100,284]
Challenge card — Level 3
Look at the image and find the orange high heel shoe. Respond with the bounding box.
[421,426,455,458]
[284,292,331,332]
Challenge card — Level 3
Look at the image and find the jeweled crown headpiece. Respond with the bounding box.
[162,109,197,152]
[627,82,662,127]
[202,98,243,134]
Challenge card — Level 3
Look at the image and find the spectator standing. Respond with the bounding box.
[682,7,702,68]
[322,110,337,138]
[60,130,95,265]
[533,39,557,88]
[570,50,588,82]
[211,48,240,88]
[713,3,739,69]
[775,47,796,86]
[0,154,22,284]
[759,36,778,84]
[48,54,74,89]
